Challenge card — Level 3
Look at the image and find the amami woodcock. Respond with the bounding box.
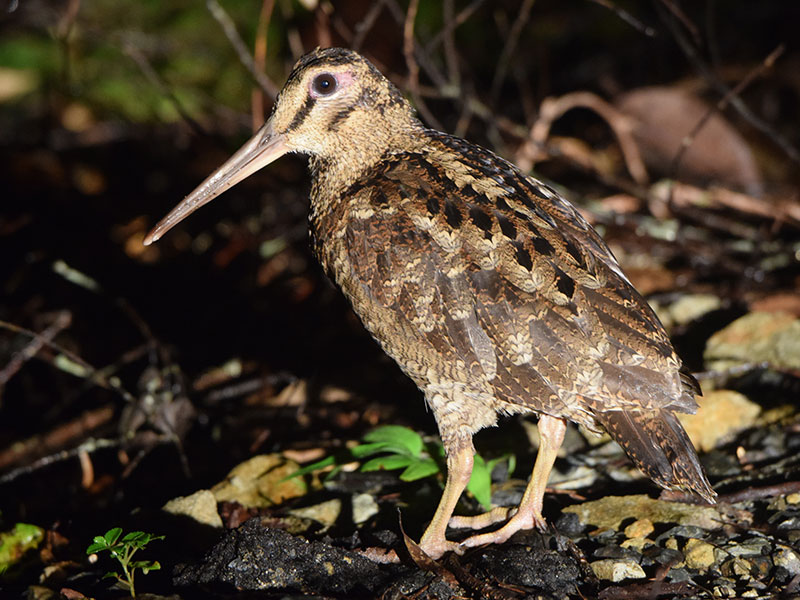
[144,47,716,559]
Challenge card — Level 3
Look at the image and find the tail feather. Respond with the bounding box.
[596,408,716,503]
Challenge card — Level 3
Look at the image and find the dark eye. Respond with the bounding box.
[312,73,337,96]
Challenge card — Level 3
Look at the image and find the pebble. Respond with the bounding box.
[678,390,761,452]
[774,547,800,576]
[163,490,223,528]
[683,539,716,570]
[352,492,379,525]
[620,537,649,551]
[624,518,654,539]
[590,558,646,582]
[289,498,342,530]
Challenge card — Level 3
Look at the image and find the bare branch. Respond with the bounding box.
[490,0,536,101]
[402,0,443,130]
[671,44,786,179]
[206,0,280,100]
[516,91,649,184]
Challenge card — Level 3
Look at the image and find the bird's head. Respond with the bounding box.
[144,47,417,245]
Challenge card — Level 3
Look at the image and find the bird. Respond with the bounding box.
[144,47,716,559]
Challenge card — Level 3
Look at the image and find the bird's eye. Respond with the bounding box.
[312,73,337,96]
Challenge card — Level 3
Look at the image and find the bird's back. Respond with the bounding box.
[310,129,698,427]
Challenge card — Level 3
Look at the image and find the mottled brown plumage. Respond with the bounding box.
[145,48,715,559]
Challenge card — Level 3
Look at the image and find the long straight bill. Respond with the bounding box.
[144,121,289,245]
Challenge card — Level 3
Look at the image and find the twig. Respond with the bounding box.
[442,0,460,89]
[315,1,332,49]
[586,0,656,37]
[0,406,115,471]
[516,91,649,184]
[717,481,800,505]
[384,0,447,89]
[0,311,75,388]
[402,0,443,130]
[121,40,206,137]
[670,44,786,180]
[251,0,276,131]
[657,0,701,46]
[206,0,280,100]
[351,0,386,51]
[0,436,121,485]
[659,4,800,165]
[425,0,485,54]
[652,181,800,228]
[490,0,536,101]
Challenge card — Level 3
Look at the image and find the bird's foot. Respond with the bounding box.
[418,533,465,560]
[457,507,546,550]
[448,506,514,531]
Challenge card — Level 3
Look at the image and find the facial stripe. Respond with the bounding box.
[287,95,317,131]
[327,107,353,132]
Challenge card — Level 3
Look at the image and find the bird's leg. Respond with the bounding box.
[458,415,566,550]
[418,436,474,559]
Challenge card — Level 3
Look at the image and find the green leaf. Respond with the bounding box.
[362,426,423,457]
[103,528,122,546]
[361,455,415,472]
[399,458,441,482]
[467,455,493,510]
[86,542,108,554]
[132,560,161,573]
[350,441,392,458]
[283,455,336,480]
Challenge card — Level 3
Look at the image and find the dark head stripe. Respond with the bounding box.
[287,95,316,131]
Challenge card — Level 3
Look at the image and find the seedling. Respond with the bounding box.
[291,425,514,510]
[86,528,164,597]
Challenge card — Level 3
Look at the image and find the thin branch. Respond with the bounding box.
[206,0,280,100]
[402,0,443,130]
[490,0,536,101]
[425,0,485,54]
[516,91,649,184]
[670,44,786,178]
[657,0,701,46]
[586,0,656,37]
[251,0,276,131]
[0,312,73,388]
[384,0,447,89]
[351,0,386,51]
[442,0,460,88]
[659,4,800,165]
[121,40,206,137]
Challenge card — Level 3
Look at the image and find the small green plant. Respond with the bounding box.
[86,528,164,598]
[291,425,514,510]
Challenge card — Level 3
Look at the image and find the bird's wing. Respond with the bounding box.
[333,143,696,423]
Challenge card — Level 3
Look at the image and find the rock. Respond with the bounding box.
[774,548,800,576]
[590,558,646,582]
[163,490,223,528]
[704,311,800,371]
[678,390,761,452]
[620,537,650,551]
[563,495,722,532]
[352,492,380,525]
[173,517,394,594]
[624,518,654,539]
[289,498,342,530]
[683,539,715,570]
[652,293,722,330]
[472,545,580,594]
[212,454,306,508]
